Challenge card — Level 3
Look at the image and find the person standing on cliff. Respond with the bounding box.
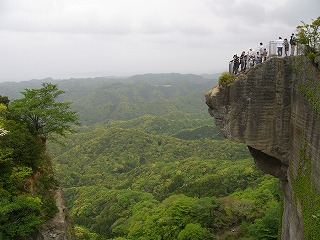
[276,37,284,56]
[232,54,239,74]
[290,33,296,56]
[284,38,289,56]
[240,51,246,72]
[263,48,268,61]
[259,43,264,62]
[255,52,261,64]
[247,48,255,68]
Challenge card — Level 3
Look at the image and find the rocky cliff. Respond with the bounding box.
[205,56,320,240]
[36,188,75,240]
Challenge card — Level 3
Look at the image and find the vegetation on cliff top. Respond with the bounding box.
[218,72,237,86]
[296,16,320,63]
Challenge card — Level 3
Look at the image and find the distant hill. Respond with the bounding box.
[0,73,218,125]
[0,73,218,99]
[200,73,221,80]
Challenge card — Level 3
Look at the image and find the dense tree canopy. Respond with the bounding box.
[0,96,9,107]
[0,103,44,239]
[50,118,281,240]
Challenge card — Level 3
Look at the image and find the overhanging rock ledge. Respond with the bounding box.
[205,56,320,240]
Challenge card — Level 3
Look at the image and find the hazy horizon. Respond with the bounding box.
[0,72,221,84]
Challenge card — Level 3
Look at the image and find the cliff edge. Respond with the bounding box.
[36,188,75,240]
[205,56,320,239]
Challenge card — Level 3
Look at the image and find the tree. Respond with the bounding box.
[9,83,79,143]
[0,96,10,108]
[248,202,281,240]
[0,196,43,239]
[296,16,320,55]
[177,223,209,240]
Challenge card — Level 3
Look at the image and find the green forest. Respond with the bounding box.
[0,73,282,240]
[0,83,78,239]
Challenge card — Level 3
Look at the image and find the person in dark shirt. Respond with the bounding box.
[233,54,239,74]
[290,33,296,56]
[284,38,289,56]
[240,51,246,72]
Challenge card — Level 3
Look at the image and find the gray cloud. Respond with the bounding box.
[0,0,318,82]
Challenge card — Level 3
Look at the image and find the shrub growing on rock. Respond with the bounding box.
[218,72,237,86]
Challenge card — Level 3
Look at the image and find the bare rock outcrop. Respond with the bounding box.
[205,56,320,239]
[36,189,75,240]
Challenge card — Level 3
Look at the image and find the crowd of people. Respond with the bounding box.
[231,33,297,75]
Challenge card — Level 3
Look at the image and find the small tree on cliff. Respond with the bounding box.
[9,83,79,143]
[296,16,320,56]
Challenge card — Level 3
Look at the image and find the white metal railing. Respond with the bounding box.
[229,40,303,74]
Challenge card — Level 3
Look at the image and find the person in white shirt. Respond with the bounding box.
[255,52,261,64]
[247,48,255,68]
[262,48,268,61]
[259,43,264,62]
[277,37,284,57]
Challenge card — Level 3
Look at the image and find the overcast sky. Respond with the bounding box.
[0,0,319,82]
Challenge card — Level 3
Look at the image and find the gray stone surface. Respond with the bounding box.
[205,56,320,240]
[36,189,75,240]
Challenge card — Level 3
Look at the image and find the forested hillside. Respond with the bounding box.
[0,73,215,125]
[1,74,282,239]
[0,83,77,239]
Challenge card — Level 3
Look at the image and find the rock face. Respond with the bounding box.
[36,189,75,240]
[205,56,320,239]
